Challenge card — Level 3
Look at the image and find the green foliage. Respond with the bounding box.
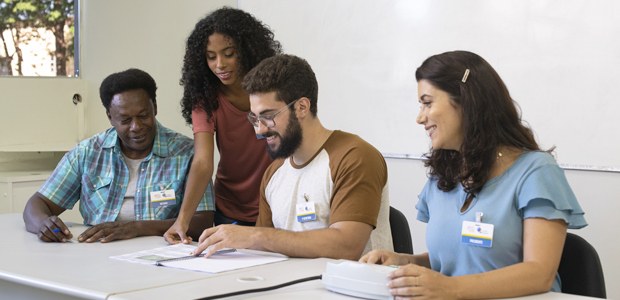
[1,0,74,32]
[0,0,75,76]
[14,2,37,14]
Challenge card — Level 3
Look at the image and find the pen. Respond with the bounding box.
[155,248,237,266]
[51,228,73,243]
[212,248,237,255]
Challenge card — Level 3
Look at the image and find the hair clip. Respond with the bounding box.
[461,69,470,83]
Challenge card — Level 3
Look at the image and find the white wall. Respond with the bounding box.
[239,0,620,171]
[80,0,236,137]
[0,0,235,165]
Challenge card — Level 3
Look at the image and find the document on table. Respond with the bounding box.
[110,243,288,273]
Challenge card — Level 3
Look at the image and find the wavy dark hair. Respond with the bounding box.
[180,7,282,124]
[415,50,540,197]
[100,68,157,112]
[242,54,319,116]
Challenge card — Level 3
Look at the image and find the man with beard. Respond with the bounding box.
[191,54,392,260]
[23,68,214,243]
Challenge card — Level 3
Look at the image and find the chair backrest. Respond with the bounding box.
[558,232,606,298]
[389,206,413,254]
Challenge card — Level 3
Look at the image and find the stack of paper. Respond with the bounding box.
[110,244,288,273]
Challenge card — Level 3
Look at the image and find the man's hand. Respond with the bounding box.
[37,215,73,242]
[192,225,256,257]
[78,221,138,243]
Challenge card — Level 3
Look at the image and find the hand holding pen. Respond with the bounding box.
[38,215,73,243]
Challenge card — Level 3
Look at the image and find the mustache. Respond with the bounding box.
[263,131,279,138]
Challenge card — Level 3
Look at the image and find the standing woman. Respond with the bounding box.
[164,7,282,244]
[361,50,587,299]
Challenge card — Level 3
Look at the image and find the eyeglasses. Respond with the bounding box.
[247,99,298,128]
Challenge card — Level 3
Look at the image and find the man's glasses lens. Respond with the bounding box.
[247,114,275,128]
[247,100,298,128]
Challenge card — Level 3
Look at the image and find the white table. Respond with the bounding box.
[109,265,599,300]
[109,256,349,300]
[0,213,308,300]
[0,213,599,300]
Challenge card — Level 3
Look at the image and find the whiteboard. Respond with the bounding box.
[239,0,620,170]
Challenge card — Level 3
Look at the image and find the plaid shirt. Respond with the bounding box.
[39,121,214,225]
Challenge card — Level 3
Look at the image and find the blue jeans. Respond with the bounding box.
[214,210,256,226]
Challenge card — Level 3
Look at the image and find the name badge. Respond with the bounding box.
[461,220,494,248]
[296,201,317,223]
[150,189,176,208]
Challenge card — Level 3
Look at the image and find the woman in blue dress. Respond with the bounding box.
[361,50,587,299]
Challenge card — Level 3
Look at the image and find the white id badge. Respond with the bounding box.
[461,220,494,248]
[150,189,176,208]
[296,201,317,223]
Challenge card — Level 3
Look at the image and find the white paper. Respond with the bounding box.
[110,244,288,273]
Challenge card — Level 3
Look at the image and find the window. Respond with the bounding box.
[0,0,78,77]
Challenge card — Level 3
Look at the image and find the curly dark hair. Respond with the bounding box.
[242,54,318,116]
[180,7,282,124]
[415,50,540,197]
[100,68,157,112]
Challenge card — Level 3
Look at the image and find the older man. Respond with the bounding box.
[23,68,214,243]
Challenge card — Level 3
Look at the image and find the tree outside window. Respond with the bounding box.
[0,0,77,77]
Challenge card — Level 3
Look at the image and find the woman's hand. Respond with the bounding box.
[389,264,458,300]
[163,219,191,244]
[359,249,406,265]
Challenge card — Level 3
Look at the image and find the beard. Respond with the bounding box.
[264,112,303,159]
